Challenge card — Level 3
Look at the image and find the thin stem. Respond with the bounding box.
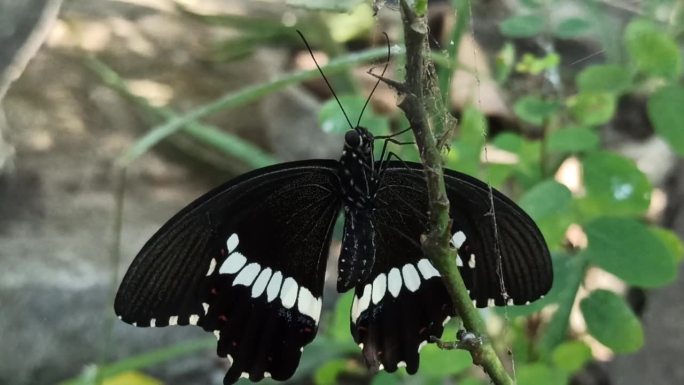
[397,1,515,384]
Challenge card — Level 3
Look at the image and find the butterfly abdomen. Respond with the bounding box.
[337,209,376,292]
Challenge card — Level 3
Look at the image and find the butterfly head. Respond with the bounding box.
[344,127,374,157]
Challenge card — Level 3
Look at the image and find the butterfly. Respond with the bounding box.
[114,34,552,385]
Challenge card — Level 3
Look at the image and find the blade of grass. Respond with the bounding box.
[437,0,471,102]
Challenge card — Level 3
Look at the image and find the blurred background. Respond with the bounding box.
[1,0,683,385]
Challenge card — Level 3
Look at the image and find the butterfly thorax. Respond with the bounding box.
[338,128,377,210]
[337,128,378,292]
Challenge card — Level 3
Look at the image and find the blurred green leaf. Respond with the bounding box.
[459,379,487,385]
[418,343,471,377]
[319,95,390,136]
[500,14,545,38]
[371,371,401,385]
[551,341,592,372]
[517,363,568,385]
[554,18,592,38]
[519,179,573,248]
[326,3,374,42]
[580,289,644,353]
[651,227,684,263]
[492,133,542,187]
[547,126,600,154]
[314,359,348,385]
[514,96,561,125]
[286,0,364,12]
[578,151,651,218]
[516,53,560,75]
[448,106,486,176]
[647,85,684,156]
[584,217,677,287]
[624,19,681,79]
[331,292,354,342]
[567,92,616,126]
[576,65,632,94]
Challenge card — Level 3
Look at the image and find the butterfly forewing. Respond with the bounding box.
[115,160,342,384]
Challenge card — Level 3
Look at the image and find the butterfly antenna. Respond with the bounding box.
[296,30,354,130]
[357,32,391,128]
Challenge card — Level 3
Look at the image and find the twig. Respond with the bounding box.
[395,1,515,384]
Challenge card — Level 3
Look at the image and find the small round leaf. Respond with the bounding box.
[624,19,681,79]
[514,96,560,125]
[576,65,632,94]
[584,217,676,287]
[567,92,616,126]
[580,289,644,353]
[547,126,600,154]
[552,341,592,372]
[500,14,545,38]
[579,151,651,218]
[519,180,573,248]
[554,18,592,38]
[647,85,684,157]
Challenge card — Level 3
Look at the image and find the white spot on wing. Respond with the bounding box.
[240,372,249,379]
[356,284,372,319]
[189,314,200,325]
[468,254,476,268]
[451,231,466,248]
[226,233,239,253]
[378,364,385,371]
[206,258,217,276]
[251,268,272,298]
[456,253,464,267]
[417,259,440,279]
[280,277,298,309]
[220,252,247,275]
[488,298,496,307]
[298,287,321,323]
[202,302,209,314]
[387,268,402,297]
[418,340,427,352]
[169,316,178,326]
[397,361,407,368]
[264,372,271,379]
[233,262,260,286]
[266,271,283,302]
[351,295,360,323]
[402,264,421,292]
[214,330,220,339]
[150,318,156,327]
[442,316,451,326]
[371,273,387,305]
[507,298,514,306]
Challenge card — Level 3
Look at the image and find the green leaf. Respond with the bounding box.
[330,292,354,342]
[514,96,561,125]
[624,19,681,79]
[419,343,471,377]
[584,217,677,287]
[580,289,644,353]
[370,372,400,385]
[314,359,348,385]
[547,126,600,154]
[551,341,592,372]
[567,92,616,126]
[647,85,684,156]
[319,95,389,136]
[651,227,684,263]
[500,14,545,38]
[554,18,592,38]
[578,151,651,218]
[519,180,573,248]
[576,65,632,94]
[103,372,162,385]
[517,363,569,385]
[492,132,542,187]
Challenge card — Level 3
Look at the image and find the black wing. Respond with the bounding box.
[350,161,552,373]
[115,160,342,384]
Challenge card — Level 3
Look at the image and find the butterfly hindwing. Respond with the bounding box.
[114,160,342,384]
[350,161,551,372]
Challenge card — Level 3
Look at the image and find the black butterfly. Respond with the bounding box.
[115,34,551,385]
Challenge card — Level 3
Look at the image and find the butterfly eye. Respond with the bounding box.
[345,130,362,148]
